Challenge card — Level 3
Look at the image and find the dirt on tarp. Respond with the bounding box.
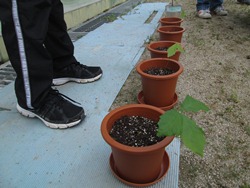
[110,0,250,187]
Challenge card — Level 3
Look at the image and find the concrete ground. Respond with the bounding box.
[0,2,181,188]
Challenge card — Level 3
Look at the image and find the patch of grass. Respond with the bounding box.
[223,166,241,181]
[241,36,250,41]
[243,69,250,77]
[105,14,117,22]
[239,183,250,188]
[224,106,233,113]
[243,125,250,136]
[229,92,239,103]
[220,86,225,95]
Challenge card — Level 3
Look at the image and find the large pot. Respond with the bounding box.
[101,104,174,186]
[157,26,185,43]
[136,58,183,107]
[159,17,183,26]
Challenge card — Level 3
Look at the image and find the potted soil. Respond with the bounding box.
[159,17,183,26]
[101,96,209,186]
[147,41,184,61]
[157,26,185,43]
[136,58,183,110]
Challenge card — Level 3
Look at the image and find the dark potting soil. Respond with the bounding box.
[109,116,165,147]
[155,47,168,51]
[144,67,176,76]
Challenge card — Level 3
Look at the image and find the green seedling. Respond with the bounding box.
[180,10,186,19]
[167,43,185,58]
[157,95,210,157]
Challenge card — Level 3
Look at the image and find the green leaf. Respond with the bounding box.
[157,109,183,137]
[180,95,210,112]
[181,115,205,157]
[167,43,184,58]
[180,10,186,19]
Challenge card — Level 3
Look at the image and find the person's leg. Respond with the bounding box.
[1,0,53,109]
[0,0,85,128]
[44,0,77,70]
[43,0,102,86]
[197,0,210,11]
[210,0,223,10]
[196,0,212,18]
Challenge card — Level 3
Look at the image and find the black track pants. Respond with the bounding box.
[0,0,77,109]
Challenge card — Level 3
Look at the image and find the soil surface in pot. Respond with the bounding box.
[109,115,165,147]
[144,67,176,75]
[156,47,168,51]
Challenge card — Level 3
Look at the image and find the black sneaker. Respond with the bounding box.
[16,89,85,129]
[53,62,103,86]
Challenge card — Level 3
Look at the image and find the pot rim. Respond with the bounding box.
[101,104,174,153]
[136,58,184,80]
[157,26,185,34]
[159,17,183,24]
[147,41,182,55]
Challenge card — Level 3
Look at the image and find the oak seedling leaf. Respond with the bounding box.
[180,95,210,112]
[167,43,184,58]
[157,109,183,137]
[157,95,209,157]
[181,115,206,157]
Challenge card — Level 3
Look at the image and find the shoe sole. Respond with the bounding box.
[211,10,228,16]
[197,13,212,19]
[52,74,102,86]
[16,104,83,129]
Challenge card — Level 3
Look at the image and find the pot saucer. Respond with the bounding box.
[109,151,170,187]
[137,91,178,111]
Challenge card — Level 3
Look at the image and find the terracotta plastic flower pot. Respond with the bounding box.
[147,41,182,61]
[101,104,174,186]
[136,58,183,107]
[159,17,183,26]
[157,26,185,43]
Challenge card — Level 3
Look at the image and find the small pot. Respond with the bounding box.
[136,58,183,107]
[157,26,185,43]
[147,41,182,61]
[159,17,183,26]
[101,104,174,185]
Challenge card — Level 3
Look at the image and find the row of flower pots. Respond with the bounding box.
[139,17,185,110]
[100,15,209,187]
[158,17,185,43]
